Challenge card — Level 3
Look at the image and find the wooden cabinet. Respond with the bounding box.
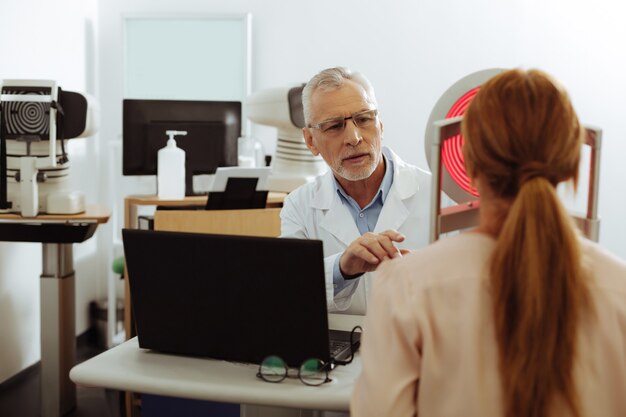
[154,208,281,237]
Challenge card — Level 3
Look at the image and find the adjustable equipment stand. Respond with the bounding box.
[0,208,110,417]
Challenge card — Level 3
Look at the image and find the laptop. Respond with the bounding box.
[122,229,358,367]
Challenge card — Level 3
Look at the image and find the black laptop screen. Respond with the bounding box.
[123,229,330,367]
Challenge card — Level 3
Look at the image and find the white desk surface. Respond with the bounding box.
[70,314,363,412]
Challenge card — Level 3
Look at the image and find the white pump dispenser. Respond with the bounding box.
[157,130,187,199]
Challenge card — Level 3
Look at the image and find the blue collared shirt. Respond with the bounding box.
[332,150,394,294]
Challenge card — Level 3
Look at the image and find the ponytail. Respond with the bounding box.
[491,176,589,417]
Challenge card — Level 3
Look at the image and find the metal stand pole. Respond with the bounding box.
[40,242,76,417]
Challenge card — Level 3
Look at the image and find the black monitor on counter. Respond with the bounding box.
[122,99,241,196]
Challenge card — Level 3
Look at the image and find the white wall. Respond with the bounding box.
[100,0,626,254]
[0,0,102,383]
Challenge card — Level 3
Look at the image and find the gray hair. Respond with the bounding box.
[301,67,378,126]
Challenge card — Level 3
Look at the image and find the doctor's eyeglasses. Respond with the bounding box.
[308,109,378,137]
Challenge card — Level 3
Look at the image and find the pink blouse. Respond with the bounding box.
[351,233,626,417]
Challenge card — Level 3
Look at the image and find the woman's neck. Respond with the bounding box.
[472,179,511,238]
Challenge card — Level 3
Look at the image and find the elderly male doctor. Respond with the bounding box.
[281,67,431,314]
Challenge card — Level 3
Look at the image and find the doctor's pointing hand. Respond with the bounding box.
[339,230,408,277]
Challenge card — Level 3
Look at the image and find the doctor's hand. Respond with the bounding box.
[339,230,407,278]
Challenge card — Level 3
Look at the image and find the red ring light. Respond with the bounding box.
[442,87,480,197]
[424,68,503,203]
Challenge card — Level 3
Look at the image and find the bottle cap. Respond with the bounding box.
[165,130,188,145]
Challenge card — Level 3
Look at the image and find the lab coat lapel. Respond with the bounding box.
[374,150,417,233]
[312,172,360,248]
[375,186,409,232]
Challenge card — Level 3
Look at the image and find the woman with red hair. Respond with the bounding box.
[351,69,626,417]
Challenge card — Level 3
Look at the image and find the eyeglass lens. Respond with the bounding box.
[299,358,328,386]
[258,355,287,382]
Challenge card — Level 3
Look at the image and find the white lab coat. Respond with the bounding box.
[280,147,431,315]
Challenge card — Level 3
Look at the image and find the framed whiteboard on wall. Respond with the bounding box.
[123,13,251,131]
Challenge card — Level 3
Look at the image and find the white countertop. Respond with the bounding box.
[70,314,363,411]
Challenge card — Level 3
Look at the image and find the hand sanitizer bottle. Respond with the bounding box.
[157,130,186,199]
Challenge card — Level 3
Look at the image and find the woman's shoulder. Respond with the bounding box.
[376,232,495,288]
[580,238,626,290]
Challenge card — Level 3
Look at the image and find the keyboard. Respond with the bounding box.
[329,340,351,358]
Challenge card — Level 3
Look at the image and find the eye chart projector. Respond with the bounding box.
[0,79,96,217]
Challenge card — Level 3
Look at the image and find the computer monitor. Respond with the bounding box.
[122,99,241,195]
